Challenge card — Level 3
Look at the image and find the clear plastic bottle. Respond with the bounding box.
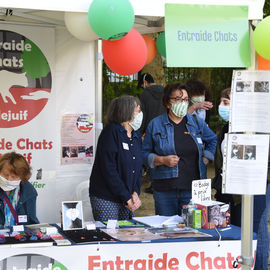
[181,205,188,226]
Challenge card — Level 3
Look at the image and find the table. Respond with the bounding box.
[0,225,257,270]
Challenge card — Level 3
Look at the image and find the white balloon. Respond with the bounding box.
[64,12,99,42]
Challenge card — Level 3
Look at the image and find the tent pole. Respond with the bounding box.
[239,20,258,270]
[95,39,103,148]
[240,195,254,269]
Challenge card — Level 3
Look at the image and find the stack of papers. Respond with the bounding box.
[132,215,184,228]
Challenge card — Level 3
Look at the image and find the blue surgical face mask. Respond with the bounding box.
[218,105,230,122]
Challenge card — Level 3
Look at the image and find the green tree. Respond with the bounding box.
[21,40,50,88]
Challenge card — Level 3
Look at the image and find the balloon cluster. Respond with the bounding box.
[253,16,270,60]
[64,0,167,75]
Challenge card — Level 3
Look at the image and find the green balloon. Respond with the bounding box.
[239,31,251,67]
[88,0,134,40]
[253,16,270,60]
[156,32,166,58]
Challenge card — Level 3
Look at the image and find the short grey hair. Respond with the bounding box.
[107,95,141,124]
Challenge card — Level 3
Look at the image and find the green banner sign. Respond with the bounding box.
[165,4,251,67]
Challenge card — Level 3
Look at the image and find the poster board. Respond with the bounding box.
[165,4,250,67]
[222,133,269,195]
[230,70,270,133]
[0,23,96,223]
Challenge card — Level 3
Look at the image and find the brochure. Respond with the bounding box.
[132,215,184,228]
[222,133,269,195]
[230,70,270,133]
[102,228,165,242]
[147,226,212,238]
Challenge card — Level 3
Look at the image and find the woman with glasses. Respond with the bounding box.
[142,82,217,216]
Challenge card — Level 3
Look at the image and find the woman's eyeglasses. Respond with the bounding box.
[169,97,189,103]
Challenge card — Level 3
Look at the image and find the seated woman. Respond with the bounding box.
[142,82,217,216]
[0,152,39,228]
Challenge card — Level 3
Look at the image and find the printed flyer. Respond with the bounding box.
[61,114,94,165]
[230,70,270,133]
[222,133,269,195]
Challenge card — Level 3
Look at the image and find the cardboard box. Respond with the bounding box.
[196,201,230,229]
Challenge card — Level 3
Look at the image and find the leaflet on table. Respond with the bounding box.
[222,133,269,195]
[147,226,212,238]
[102,227,212,241]
[132,215,184,228]
[102,228,165,241]
[229,70,270,133]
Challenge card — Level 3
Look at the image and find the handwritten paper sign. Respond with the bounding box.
[192,179,211,203]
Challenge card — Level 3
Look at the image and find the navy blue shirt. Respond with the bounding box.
[89,123,142,203]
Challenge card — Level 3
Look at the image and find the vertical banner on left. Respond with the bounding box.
[0,25,55,173]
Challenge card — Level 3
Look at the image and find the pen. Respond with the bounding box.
[219,227,231,232]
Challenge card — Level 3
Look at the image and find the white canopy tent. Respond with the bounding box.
[0,1,266,269]
[0,0,265,127]
[0,0,265,19]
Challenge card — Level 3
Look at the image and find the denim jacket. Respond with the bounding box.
[142,113,217,180]
[0,181,39,227]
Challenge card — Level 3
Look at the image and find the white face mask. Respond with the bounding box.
[129,111,143,131]
[0,175,21,191]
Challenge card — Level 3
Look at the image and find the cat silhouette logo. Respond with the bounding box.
[0,30,52,128]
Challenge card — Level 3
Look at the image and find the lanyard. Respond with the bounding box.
[0,188,18,225]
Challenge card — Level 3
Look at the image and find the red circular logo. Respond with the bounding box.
[76,114,93,133]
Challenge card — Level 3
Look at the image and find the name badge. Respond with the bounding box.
[13,225,24,232]
[18,215,28,223]
[122,142,129,150]
[197,137,203,144]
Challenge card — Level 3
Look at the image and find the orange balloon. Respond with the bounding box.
[258,53,270,70]
[142,35,157,65]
